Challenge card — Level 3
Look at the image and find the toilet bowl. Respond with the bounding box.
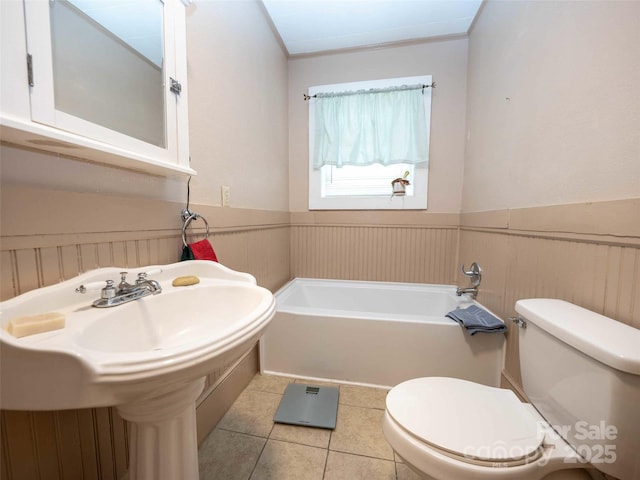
[383,377,584,480]
[383,299,640,480]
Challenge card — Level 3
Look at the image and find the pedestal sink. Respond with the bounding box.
[0,261,276,480]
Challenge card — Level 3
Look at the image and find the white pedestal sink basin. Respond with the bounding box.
[0,261,276,480]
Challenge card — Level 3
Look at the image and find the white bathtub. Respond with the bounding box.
[260,278,505,388]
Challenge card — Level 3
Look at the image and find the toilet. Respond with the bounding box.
[383,299,640,480]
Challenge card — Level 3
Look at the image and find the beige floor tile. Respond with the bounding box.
[216,389,281,437]
[247,374,295,394]
[250,439,327,480]
[270,422,331,449]
[339,385,389,410]
[396,462,433,480]
[323,451,396,480]
[199,429,266,480]
[329,404,394,460]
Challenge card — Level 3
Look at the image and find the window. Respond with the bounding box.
[308,75,432,210]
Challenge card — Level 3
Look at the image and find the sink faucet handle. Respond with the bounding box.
[143,268,163,276]
[75,280,115,294]
[137,269,164,284]
[101,280,117,300]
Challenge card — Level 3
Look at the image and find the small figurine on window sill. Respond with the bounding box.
[391,170,410,196]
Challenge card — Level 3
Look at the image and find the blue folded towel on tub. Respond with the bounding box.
[446,305,507,335]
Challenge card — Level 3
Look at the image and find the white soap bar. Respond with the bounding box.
[6,312,66,338]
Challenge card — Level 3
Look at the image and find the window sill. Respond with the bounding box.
[309,194,427,210]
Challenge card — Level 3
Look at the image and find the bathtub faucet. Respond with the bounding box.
[456,262,482,299]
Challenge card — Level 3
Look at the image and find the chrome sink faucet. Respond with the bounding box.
[456,262,482,298]
[76,271,162,308]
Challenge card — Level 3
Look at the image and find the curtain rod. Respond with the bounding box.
[303,82,436,101]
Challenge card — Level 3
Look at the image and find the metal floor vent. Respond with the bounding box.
[273,384,339,429]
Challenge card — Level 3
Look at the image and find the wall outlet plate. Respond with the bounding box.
[221,185,230,207]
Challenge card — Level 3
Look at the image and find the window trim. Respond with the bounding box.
[308,75,432,210]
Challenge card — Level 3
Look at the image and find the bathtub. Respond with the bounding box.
[259,278,505,389]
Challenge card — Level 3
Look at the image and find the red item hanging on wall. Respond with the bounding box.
[188,239,218,262]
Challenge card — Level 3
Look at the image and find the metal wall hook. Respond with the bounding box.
[180,208,194,222]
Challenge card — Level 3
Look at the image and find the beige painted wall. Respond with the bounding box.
[186,0,289,211]
[288,37,469,213]
[462,0,640,212]
[0,2,289,478]
[461,0,640,395]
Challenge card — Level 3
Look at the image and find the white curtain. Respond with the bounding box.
[313,86,429,169]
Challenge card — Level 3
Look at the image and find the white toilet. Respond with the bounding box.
[383,299,640,480]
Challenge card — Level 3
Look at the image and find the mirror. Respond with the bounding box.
[49,0,166,147]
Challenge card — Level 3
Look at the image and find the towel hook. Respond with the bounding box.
[182,213,209,247]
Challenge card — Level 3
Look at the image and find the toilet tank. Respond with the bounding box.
[516,299,640,480]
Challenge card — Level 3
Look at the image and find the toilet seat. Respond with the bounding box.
[386,377,545,466]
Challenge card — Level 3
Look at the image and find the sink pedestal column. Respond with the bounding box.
[117,377,205,480]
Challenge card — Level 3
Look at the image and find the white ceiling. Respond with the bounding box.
[261,0,483,56]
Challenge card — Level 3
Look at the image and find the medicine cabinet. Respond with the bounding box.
[0,0,195,176]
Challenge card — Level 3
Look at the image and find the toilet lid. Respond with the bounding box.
[386,377,544,464]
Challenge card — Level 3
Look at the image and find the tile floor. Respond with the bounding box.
[198,373,422,480]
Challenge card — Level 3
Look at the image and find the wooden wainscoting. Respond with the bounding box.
[290,212,460,284]
[0,185,290,480]
[459,199,640,387]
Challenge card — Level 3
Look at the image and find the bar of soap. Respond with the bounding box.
[172,275,200,287]
[7,312,65,338]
